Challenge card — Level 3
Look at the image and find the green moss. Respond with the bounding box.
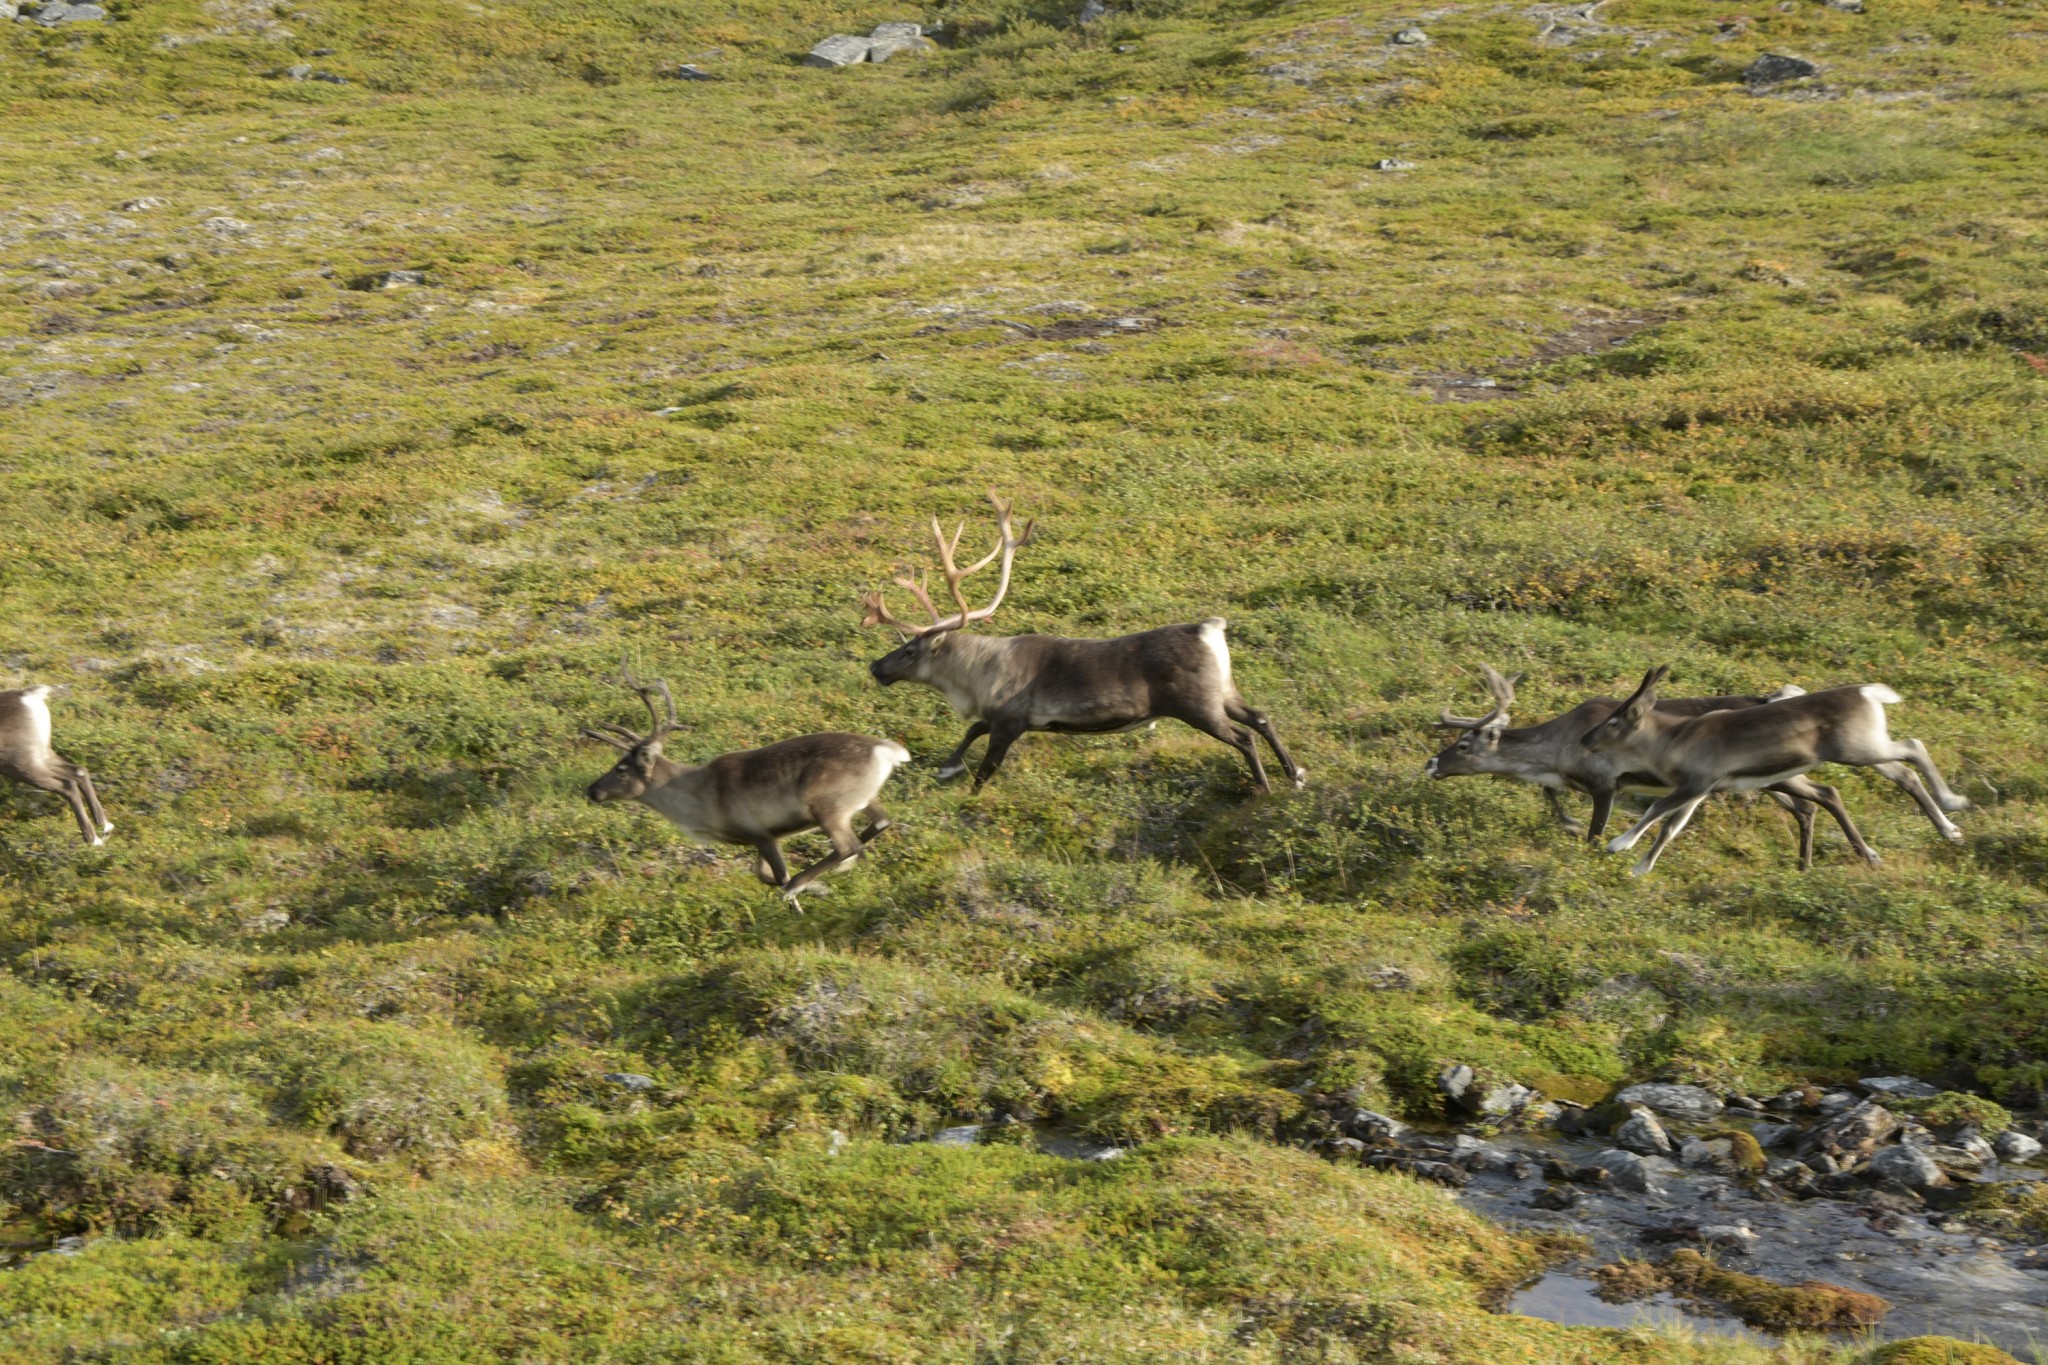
[1867,1340,2024,1365]
[1596,1250,1889,1332]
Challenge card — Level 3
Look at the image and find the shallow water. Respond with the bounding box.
[1454,1129,2048,1352]
[1505,1272,1776,1345]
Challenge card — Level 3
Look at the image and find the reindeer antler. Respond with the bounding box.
[612,655,679,742]
[1438,663,1521,730]
[860,492,1035,638]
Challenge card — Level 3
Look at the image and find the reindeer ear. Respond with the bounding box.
[1623,665,1668,718]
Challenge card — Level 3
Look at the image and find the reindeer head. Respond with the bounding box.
[583,661,681,803]
[1424,664,1522,778]
[862,493,1033,687]
[1579,665,1670,753]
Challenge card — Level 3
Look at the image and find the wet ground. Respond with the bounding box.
[1454,1129,2048,1352]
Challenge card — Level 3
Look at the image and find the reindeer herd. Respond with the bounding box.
[1,495,1973,897]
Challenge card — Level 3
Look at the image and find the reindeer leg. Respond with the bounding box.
[935,722,990,783]
[1606,791,1697,854]
[1630,792,1711,877]
[74,767,112,837]
[859,801,894,842]
[1584,787,1615,841]
[1543,788,1587,838]
[1774,778,1879,868]
[1180,711,1270,792]
[1227,700,1307,790]
[1868,748,1967,838]
[783,811,866,901]
[970,724,1025,791]
[58,777,101,847]
[752,838,789,887]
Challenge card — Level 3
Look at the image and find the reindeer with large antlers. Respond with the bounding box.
[861,495,1306,792]
[582,663,910,901]
[1425,664,1903,870]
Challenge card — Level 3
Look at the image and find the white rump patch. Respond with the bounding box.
[20,687,52,754]
[1198,618,1232,683]
[1765,684,1806,702]
[1861,685,1903,706]
[877,740,912,768]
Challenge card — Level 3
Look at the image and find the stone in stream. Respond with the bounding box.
[1439,1064,1532,1117]
[1802,1101,1898,1163]
[1995,1130,2043,1162]
[1366,1152,1469,1187]
[1764,1157,1815,1188]
[1587,1147,1666,1195]
[1751,1121,1800,1149]
[1615,1082,1724,1123]
[1341,1108,1409,1143]
[1861,1076,1942,1101]
[1531,1185,1582,1210]
[1866,1143,1948,1191]
[1613,1106,1673,1156]
[1679,1137,1736,1171]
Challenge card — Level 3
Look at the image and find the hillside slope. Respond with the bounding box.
[1,0,2046,1359]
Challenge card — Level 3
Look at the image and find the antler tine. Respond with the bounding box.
[1478,663,1520,711]
[581,727,636,752]
[861,587,927,637]
[617,653,678,740]
[1438,710,1492,730]
[893,569,945,624]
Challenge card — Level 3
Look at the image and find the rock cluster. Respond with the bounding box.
[806,22,936,68]
[18,0,106,23]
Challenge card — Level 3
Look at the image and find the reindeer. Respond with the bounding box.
[1,687,113,848]
[1425,664,1901,869]
[860,495,1306,793]
[582,664,909,901]
[1580,665,1971,876]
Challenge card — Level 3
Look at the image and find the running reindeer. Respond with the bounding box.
[1425,664,1912,870]
[582,663,909,901]
[1581,666,1971,876]
[1,686,113,848]
[860,494,1306,792]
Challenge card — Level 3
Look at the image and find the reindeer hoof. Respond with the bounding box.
[1943,826,1965,843]
[935,764,966,783]
[1941,795,1972,813]
[100,822,114,836]
[88,837,105,848]
[1604,836,1630,854]
[1291,769,1309,791]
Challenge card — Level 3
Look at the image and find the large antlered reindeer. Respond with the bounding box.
[861,494,1306,792]
[582,663,908,901]
[1,686,113,847]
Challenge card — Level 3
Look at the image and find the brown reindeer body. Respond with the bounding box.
[1581,669,1970,876]
[0,687,112,848]
[584,670,907,901]
[861,498,1304,792]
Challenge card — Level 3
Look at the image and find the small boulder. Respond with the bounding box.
[1745,53,1819,85]
[603,1072,656,1092]
[1390,27,1429,45]
[1532,1185,1582,1210]
[1698,1224,1759,1254]
[1616,1082,1724,1123]
[805,34,872,67]
[1817,1089,1860,1113]
[1366,1153,1469,1187]
[1824,0,1863,11]
[1861,1076,1941,1101]
[1342,1109,1409,1143]
[665,64,718,80]
[1751,1122,1800,1149]
[1614,1106,1674,1157]
[1587,1147,1665,1195]
[1374,158,1418,171]
[1802,1101,1898,1163]
[1994,1130,2043,1163]
[1865,1143,1947,1191]
[1679,1137,1736,1171]
[868,23,933,61]
[27,2,107,25]
[931,1124,982,1147]
[1764,1157,1813,1185]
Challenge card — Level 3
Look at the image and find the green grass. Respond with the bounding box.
[1,0,2046,1358]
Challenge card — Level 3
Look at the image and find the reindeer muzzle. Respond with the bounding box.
[1423,756,1439,777]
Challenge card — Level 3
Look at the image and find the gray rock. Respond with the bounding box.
[1078,0,1110,23]
[28,2,107,24]
[1391,27,1429,45]
[870,21,923,40]
[665,64,717,80]
[1802,1101,1898,1163]
[1698,1224,1760,1254]
[1614,1106,1673,1156]
[1587,1147,1665,1195]
[1861,1075,1941,1100]
[805,34,872,67]
[1764,1157,1812,1183]
[0,3,17,18]
[1374,158,1418,171]
[931,1124,982,1147]
[1438,1064,1475,1106]
[1679,1137,1736,1170]
[1750,1122,1799,1149]
[868,34,931,61]
[1995,1130,2043,1163]
[1816,1088,1860,1114]
[1342,1109,1409,1143]
[1615,1082,1724,1123]
[1825,0,1863,11]
[1532,1185,1582,1210]
[287,64,313,80]
[1866,1143,1947,1190]
[603,1072,656,1092]
[1745,53,1819,85]
[355,269,426,290]
[1930,1139,1993,1172]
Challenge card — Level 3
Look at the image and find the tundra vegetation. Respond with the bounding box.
[0,0,2044,1359]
